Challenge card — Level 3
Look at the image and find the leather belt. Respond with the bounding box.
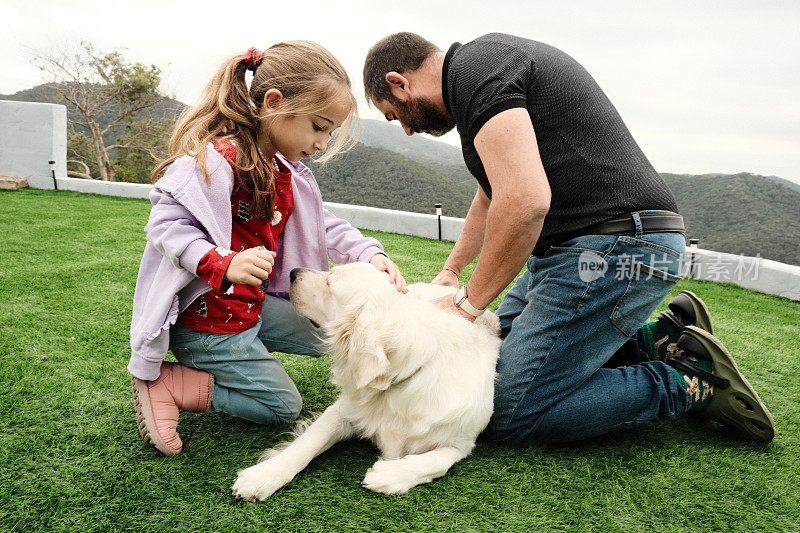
[584,212,685,236]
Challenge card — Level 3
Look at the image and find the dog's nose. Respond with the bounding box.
[290,268,300,283]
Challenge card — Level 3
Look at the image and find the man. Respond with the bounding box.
[363,32,774,444]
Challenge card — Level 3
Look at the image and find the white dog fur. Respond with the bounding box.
[231,262,501,500]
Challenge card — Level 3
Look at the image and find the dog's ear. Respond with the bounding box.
[328,304,394,391]
[347,305,393,390]
[353,345,392,390]
[326,267,398,390]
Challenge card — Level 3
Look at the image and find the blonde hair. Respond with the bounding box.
[153,40,358,220]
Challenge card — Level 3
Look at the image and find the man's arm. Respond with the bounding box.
[431,187,490,287]
[437,107,551,319]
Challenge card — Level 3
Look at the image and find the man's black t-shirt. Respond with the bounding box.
[443,33,679,255]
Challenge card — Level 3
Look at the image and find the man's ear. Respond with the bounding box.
[385,71,411,101]
[353,345,391,391]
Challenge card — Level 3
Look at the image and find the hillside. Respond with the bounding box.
[358,119,463,165]
[356,120,800,265]
[307,145,800,263]
[4,86,799,265]
[305,142,476,218]
[358,119,475,185]
[0,84,185,149]
[661,173,800,265]
[765,175,800,194]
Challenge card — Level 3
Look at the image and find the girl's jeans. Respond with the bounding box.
[483,227,692,444]
[169,295,326,425]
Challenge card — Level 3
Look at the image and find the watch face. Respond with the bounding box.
[454,285,484,317]
[455,286,467,305]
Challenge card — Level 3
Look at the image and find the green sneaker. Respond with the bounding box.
[667,326,775,443]
[659,290,714,335]
[642,291,714,361]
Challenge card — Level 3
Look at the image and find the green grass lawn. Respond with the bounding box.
[1,189,799,532]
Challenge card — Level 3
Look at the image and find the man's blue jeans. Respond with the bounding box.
[483,227,692,445]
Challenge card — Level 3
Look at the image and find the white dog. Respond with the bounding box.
[231,262,501,500]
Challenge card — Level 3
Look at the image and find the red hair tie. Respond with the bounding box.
[244,47,263,72]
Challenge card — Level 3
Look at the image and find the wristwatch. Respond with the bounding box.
[454,285,485,318]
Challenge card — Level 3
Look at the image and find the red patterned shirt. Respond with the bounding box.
[178,139,294,334]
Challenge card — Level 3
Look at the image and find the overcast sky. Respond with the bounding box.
[2,0,799,184]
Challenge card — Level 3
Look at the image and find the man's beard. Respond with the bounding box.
[394,96,455,137]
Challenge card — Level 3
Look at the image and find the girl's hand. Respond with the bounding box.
[225,248,276,285]
[370,253,407,293]
[431,266,460,288]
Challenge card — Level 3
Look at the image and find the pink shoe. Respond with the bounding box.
[131,362,214,456]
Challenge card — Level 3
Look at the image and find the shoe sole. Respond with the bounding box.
[673,290,714,334]
[680,326,775,442]
[131,376,181,456]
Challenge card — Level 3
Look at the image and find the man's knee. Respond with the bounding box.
[482,402,548,446]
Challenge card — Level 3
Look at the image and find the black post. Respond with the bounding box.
[435,203,442,241]
[688,238,699,278]
[49,160,58,190]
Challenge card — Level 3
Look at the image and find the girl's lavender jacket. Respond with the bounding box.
[128,144,384,381]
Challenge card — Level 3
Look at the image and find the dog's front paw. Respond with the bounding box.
[361,458,430,495]
[231,460,295,501]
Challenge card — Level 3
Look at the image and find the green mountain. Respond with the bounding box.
[5,86,799,266]
[305,142,476,218]
[358,119,463,165]
[358,119,475,185]
[661,173,800,266]
[356,120,800,265]
[0,84,184,149]
[764,175,800,194]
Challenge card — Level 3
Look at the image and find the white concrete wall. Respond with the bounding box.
[322,201,465,241]
[30,171,800,303]
[0,100,67,188]
[55,176,153,198]
[686,248,800,301]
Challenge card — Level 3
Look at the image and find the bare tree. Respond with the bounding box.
[28,39,172,181]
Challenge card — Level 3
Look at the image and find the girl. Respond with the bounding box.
[129,42,406,456]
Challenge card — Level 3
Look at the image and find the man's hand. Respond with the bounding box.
[430,267,460,288]
[225,248,276,285]
[370,253,408,293]
[431,294,476,322]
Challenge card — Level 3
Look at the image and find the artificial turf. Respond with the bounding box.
[1,189,798,532]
